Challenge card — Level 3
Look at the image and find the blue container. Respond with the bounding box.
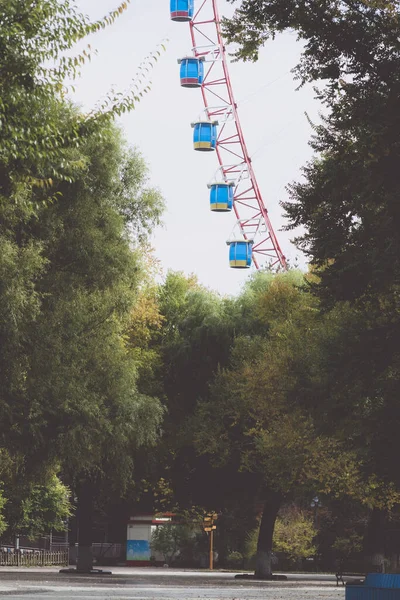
[209,182,234,212]
[346,574,400,600]
[365,575,400,589]
[170,0,194,21]
[179,57,204,88]
[346,587,400,599]
[192,121,218,152]
[229,240,253,269]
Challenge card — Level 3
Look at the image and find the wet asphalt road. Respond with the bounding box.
[0,568,347,599]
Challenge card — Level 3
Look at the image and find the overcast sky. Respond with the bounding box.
[72,0,321,295]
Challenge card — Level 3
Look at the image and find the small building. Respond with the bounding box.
[126,513,172,566]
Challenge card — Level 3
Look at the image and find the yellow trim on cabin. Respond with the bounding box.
[230,260,249,268]
[210,203,229,211]
[194,141,213,149]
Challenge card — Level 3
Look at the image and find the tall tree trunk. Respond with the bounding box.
[255,491,282,579]
[365,508,386,573]
[76,479,94,573]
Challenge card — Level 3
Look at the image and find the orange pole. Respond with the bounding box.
[209,530,213,570]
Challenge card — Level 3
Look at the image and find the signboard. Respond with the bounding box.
[126,540,151,562]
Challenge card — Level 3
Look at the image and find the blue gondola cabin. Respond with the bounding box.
[178,57,205,88]
[170,0,194,22]
[208,182,234,212]
[229,240,253,268]
[192,120,218,151]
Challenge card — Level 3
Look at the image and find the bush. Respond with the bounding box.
[151,523,193,565]
[332,533,363,558]
[0,489,7,536]
[245,505,317,567]
[273,506,317,563]
[226,550,244,569]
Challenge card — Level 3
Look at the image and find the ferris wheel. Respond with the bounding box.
[170,0,287,270]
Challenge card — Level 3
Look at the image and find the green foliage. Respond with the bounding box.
[135,267,400,573]
[246,506,317,563]
[226,550,244,568]
[187,270,397,574]
[193,272,362,499]
[127,265,400,571]
[28,125,164,481]
[0,489,7,536]
[124,256,400,574]
[151,523,194,565]
[244,526,259,562]
[0,450,71,539]
[0,0,165,195]
[0,120,165,515]
[158,271,233,431]
[304,297,400,506]
[126,278,165,398]
[224,29,400,502]
[151,272,242,511]
[224,0,399,86]
[0,0,167,550]
[332,533,363,559]
[17,475,71,540]
[225,1,400,309]
[273,507,317,562]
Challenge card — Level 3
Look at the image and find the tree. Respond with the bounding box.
[224,0,400,305]
[191,272,367,578]
[0,122,163,458]
[0,120,165,567]
[0,1,167,563]
[246,505,317,567]
[307,298,400,569]
[224,0,399,86]
[224,1,400,566]
[132,270,400,575]
[10,475,71,541]
[126,273,165,399]
[127,270,399,574]
[151,523,194,566]
[0,0,163,199]
[273,507,317,565]
[153,272,235,509]
[0,445,71,543]
[124,272,246,557]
